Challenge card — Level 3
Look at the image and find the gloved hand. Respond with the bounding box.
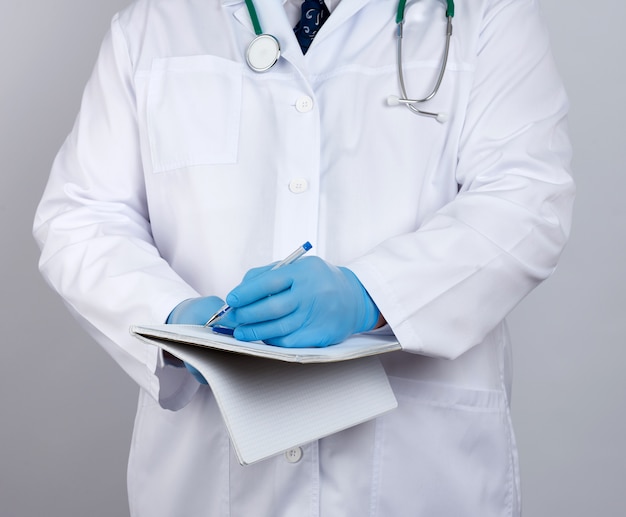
[166,296,236,384]
[226,256,380,347]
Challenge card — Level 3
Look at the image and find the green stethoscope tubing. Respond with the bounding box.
[245,0,455,34]
[396,0,454,24]
[395,0,455,119]
[245,0,263,36]
[244,0,455,114]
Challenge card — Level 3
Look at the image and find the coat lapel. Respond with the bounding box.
[223,0,381,69]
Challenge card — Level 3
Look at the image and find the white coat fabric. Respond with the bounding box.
[34,0,575,515]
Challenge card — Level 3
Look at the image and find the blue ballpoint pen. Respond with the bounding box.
[203,241,313,328]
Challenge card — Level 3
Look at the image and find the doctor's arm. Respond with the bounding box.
[346,0,575,359]
[33,15,202,409]
[218,0,573,358]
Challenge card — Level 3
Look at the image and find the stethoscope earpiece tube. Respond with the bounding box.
[387,96,448,123]
[391,1,455,122]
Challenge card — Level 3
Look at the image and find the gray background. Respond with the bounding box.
[1,0,624,515]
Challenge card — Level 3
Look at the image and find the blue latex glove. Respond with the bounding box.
[226,256,380,347]
[166,296,236,384]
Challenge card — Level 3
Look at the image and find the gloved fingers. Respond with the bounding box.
[184,362,208,384]
[257,316,350,348]
[225,258,380,347]
[263,327,338,348]
[226,266,294,308]
[233,310,306,342]
[229,289,298,326]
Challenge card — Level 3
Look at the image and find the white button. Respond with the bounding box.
[289,178,309,194]
[295,96,314,113]
[285,447,303,463]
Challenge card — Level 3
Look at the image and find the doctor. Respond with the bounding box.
[34,0,574,515]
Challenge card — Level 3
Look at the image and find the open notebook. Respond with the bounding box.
[131,324,401,465]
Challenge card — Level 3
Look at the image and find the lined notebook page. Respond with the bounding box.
[153,339,398,465]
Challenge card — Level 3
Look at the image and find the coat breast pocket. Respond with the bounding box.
[146,56,243,173]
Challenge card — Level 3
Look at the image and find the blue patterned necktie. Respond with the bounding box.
[294,0,331,54]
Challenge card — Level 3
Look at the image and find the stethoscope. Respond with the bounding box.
[243,0,455,122]
[387,0,454,122]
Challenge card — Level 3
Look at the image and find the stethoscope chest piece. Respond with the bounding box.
[246,34,281,72]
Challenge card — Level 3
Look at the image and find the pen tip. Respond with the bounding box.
[303,242,312,251]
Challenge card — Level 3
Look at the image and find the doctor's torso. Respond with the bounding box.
[39,0,573,514]
[127,0,469,294]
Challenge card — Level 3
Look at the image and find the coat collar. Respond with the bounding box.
[222,0,380,66]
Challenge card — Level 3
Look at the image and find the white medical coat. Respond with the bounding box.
[34,0,575,515]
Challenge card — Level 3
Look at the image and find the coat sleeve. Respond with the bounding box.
[348,0,575,359]
[33,14,200,409]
